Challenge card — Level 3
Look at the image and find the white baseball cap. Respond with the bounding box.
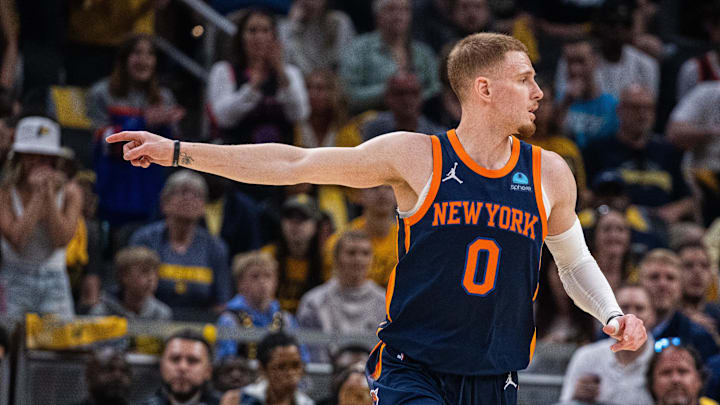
[12,116,63,156]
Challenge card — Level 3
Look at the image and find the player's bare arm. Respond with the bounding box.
[541,149,647,352]
[105,130,433,212]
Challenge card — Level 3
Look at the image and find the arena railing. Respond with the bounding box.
[2,316,573,405]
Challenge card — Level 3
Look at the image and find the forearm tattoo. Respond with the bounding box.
[180,152,194,166]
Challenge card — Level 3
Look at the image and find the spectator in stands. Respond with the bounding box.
[584,85,693,224]
[678,241,720,338]
[526,81,587,207]
[0,0,18,91]
[580,171,668,256]
[130,170,231,321]
[639,249,719,361]
[295,70,354,148]
[66,0,169,86]
[263,194,323,313]
[220,331,313,405]
[558,284,656,405]
[414,0,493,54]
[676,1,720,100]
[297,230,385,361]
[214,356,255,393]
[141,329,221,405]
[66,170,103,314]
[0,116,83,321]
[339,0,440,113]
[88,34,184,231]
[279,0,356,74]
[89,246,172,320]
[586,206,636,288]
[216,251,297,360]
[0,90,18,171]
[317,344,373,405]
[553,2,659,100]
[361,72,444,140]
[535,247,595,344]
[72,348,132,405]
[647,343,717,405]
[202,173,263,260]
[207,8,308,146]
[422,45,461,130]
[411,0,453,54]
[556,38,619,150]
[667,81,720,226]
[293,69,356,229]
[328,362,371,405]
[0,324,7,359]
[212,0,292,15]
[323,186,397,287]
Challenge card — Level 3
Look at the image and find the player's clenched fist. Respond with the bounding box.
[603,314,647,352]
[106,131,174,168]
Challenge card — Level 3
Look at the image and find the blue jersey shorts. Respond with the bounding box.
[366,343,518,405]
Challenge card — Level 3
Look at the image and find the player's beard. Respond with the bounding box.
[516,122,536,138]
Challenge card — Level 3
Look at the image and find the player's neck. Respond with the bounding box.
[455,117,514,171]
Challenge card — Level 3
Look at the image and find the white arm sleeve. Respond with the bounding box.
[544,218,623,325]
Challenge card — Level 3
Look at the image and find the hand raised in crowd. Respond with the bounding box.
[27,166,56,194]
[266,41,285,72]
[572,374,600,403]
[266,42,289,87]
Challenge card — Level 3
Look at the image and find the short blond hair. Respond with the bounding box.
[114,246,161,275]
[447,32,528,100]
[232,251,278,282]
[639,248,682,271]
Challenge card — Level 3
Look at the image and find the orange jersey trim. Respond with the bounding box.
[371,343,386,380]
[385,267,397,322]
[529,328,537,363]
[448,129,520,178]
[531,145,548,240]
[405,136,443,226]
[403,219,411,253]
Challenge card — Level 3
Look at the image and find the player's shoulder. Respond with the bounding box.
[538,148,576,202]
[363,131,435,153]
[539,148,572,179]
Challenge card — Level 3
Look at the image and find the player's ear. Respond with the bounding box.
[473,76,492,103]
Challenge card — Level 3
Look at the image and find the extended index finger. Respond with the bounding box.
[106,131,141,144]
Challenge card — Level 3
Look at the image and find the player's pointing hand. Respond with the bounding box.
[603,314,647,352]
[106,131,173,168]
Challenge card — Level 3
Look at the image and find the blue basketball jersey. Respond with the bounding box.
[376,129,547,376]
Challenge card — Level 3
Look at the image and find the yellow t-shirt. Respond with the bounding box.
[526,135,587,192]
[323,217,398,287]
[261,244,312,313]
[68,0,156,46]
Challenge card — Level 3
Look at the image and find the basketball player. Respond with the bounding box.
[107,33,646,405]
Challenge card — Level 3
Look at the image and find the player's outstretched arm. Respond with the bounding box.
[105,130,429,189]
[542,150,647,352]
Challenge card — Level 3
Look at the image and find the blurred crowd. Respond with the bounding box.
[2,0,720,404]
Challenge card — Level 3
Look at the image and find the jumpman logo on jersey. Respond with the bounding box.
[504,373,517,391]
[370,388,380,405]
[442,162,463,184]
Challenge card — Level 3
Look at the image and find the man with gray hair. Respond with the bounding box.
[130,170,231,321]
